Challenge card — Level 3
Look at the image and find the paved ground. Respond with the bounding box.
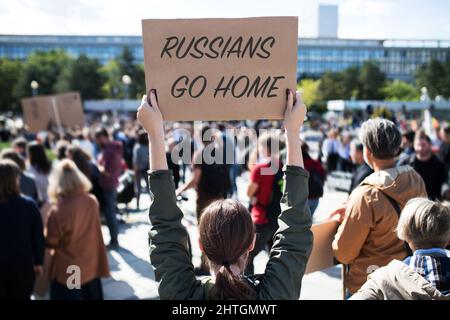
[100,171,349,300]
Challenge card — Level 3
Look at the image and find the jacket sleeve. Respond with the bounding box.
[258,165,313,300]
[350,274,383,300]
[332,188,372,264]
[148,170,204,299]
[46,208,63,249]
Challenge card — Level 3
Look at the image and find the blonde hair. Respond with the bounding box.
[397,198,450,249]
[48,159,92,202]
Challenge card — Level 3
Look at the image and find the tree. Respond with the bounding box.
[117,47,145,99]
[382,80,420,101]
[0,58,22,111]
[358,61,386,100]
[16,50,72,98]
[341,66,360,99]
[101,59,123,98]
[416,59,449,99]
[297,79,320,106]
[55,54,105,100]
[318,71,344,101]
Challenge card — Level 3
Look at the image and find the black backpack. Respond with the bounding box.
[308,168,324,199]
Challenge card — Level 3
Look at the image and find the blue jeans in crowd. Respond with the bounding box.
[308,198,320,216]
[103,188,119,245]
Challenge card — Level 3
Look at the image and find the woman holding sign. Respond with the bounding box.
[138,89,312,299]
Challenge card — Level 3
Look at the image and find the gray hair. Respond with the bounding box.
[397,198,450,249]
[358,118,401,159]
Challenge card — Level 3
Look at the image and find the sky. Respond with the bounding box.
[0,0,449,39]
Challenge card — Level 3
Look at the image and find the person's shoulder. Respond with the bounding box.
[79,192,99,207]
[18,194,38,206]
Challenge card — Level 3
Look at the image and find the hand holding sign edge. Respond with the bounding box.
[137,89,168,171]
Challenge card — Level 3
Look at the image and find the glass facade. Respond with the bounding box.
[0,35,449,82]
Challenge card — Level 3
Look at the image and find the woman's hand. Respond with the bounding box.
[137,89,168,171]
[284,90,306,136]
[137,89,164,139]
[284,89,306,167]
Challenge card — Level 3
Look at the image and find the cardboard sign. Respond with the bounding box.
[305,220,339,274]
[21,92,84,132]
[141,17,298,121]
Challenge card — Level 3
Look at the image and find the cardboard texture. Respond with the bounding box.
[305,220,339,274]
[141,17,298,121]
[21,92,84,132]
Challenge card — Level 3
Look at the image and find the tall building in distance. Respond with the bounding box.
[318,5,338,38]
[0,5,449,83]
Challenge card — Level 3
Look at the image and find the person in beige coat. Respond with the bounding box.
[352,198,450,300]
[46,159,109,300]
[329,118,427,295]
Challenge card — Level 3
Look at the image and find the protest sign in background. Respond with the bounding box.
[142,17,298,121]
[21,92,84,132]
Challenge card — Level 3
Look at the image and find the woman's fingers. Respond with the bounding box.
[149,89,159,111]
[286,89,294,111]
[295,92,301,107]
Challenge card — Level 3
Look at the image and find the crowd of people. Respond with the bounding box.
[0,89,449,300]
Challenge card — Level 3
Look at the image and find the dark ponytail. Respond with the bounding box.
[210,263,256,300]
[199,199,257,300]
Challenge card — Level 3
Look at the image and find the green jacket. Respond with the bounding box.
[148,165,313,300]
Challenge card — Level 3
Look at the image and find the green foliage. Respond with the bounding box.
[297,79,320,106]
[372,106,393,120]
[297,79,328,113]
[382,80,420,101]
[101,47,145,99]
[358,61,386,100]
[416,59,450,99]
[117,47,146,99]
[0,58,22,111]
[55,54,105,100]
[16,50,72,98]
[317,61,387,101]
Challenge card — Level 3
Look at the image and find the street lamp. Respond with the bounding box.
[121,75,132,115]
[122,75,132,100]
[30,80,39,97]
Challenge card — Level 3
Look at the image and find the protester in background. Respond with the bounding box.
[46,159,109,300]
[321,128,340,172]
[12,137,28,159]
[398,130,447,200]
[26,142,52,207]
[0,149,39,203]
[55,140,70,161]
[66,145,103,209]
[176,125,231,275]
[302,142,326,215]
[397,130,415,164]
[330,118,427,296]
[95,128,123,250]
[438,126,450,173]
[245,133,283,274]
[132,130,150,210]
[140,89,312,300]
[218,123,238,198]
[72,129,95,159]
[337,131,353,172]
[0,160,44,300]
[352,198,450,300]
[348,140,373,193]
